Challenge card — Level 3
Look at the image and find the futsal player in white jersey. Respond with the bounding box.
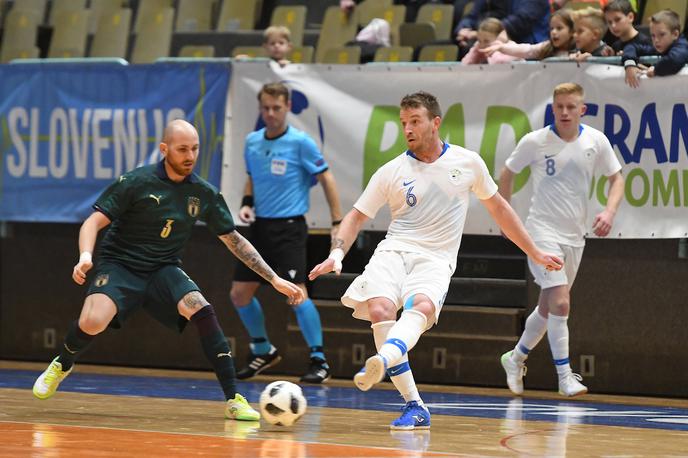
[498,82,624,397]
[309,91,563,430]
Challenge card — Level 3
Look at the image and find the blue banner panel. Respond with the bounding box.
[0,62,230,222]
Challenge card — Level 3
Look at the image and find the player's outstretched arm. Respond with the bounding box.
[219,231,304,304]
[316,170,344,240]
[73,211,111,285]
[498,167,515,204]
[309,208,368,280]
[481,193,563,271]
[592,171,624,237]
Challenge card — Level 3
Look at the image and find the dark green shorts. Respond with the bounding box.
[86,261,200,332]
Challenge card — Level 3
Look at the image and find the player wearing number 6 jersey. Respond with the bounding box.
[498,83,624,398]
[32,120,304,420]
[309,91,563,430]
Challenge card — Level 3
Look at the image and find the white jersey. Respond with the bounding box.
[354,143,498,269]
[505,124,622,247]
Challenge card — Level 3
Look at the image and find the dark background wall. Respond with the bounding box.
[1,222,686,397]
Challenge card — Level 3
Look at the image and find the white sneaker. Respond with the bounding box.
[500,351,526,395]
[558,372,588,397]
[353,354,386,391]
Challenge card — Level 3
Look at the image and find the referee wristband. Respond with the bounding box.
[332,219,342,226]
[79,251,92,264]
[241,195,254,208]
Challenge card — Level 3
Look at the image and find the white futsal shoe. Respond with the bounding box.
[353,354,387,391]
[500,351,526,395]
[558,372,588,397]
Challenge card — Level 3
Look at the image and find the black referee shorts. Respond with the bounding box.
[233,215,308,284]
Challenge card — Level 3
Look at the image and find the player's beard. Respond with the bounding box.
[408,130,433,156]
[169,159,195,177]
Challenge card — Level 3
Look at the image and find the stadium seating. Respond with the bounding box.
[416,3,454,40]
[175,0,214,32]
[322,45,361,64]
[48,9,89,58]
[373,45,413,62]
[130,6,173,63]
[1,8,40,63]
[270,5,306,46]
[89,8,131,58]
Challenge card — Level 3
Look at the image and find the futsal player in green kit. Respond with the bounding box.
[32,119,304,420]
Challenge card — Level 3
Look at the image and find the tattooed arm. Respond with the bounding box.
[219,230,304,304]
[309,208,368,280]
[219,230,276,282]
[329,208,368,255]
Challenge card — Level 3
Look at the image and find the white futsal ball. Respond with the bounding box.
[259,380,307,426]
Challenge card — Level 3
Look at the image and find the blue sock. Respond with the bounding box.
[294,299,325,360]
[236,297,272,355]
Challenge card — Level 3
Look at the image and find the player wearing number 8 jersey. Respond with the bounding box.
[309,91,563,430]
[32,120,304,420]
[498,83,624,397]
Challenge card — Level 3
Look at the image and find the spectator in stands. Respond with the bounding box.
[461,17,521,63]
[230,83,343,384]
[455,0,550,58]
[309,91,562,430]
[623,9,688,88]
[31,120,305,421]
[551,0,616,10]
[499,83,624,399]
[455,0,509,54]
[451,0,475,30]
[604,0,651,55]
[569,7,614,61]
[234,26,293,67]
[481,9,575,60]
[263,25,293,67]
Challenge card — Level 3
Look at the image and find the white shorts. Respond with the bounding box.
[341,250,452,325]
[528,241,584,289]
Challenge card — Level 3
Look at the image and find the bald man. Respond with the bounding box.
[32,120,304,420]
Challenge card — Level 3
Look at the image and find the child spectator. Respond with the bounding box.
[234,26,293,67]
[569,7,614,61]
[461,18,521,64]
[603,0,651,54]
[482,9,575,60]
[622,9,688,88]
[263,25,292,67]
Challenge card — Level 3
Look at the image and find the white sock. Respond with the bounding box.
[377,309,427,368]
[512,306,548,363]
[372,320,421,403]
[547,313,571,376]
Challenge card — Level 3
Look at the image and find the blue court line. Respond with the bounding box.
[3,369,687,431]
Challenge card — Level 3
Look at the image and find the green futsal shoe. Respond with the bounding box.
[225,393,261,421]
[33,357,73,400]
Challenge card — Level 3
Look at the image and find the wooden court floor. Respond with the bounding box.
[1,361,687,457]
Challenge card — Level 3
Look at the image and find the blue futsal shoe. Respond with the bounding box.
[390,401,431,430]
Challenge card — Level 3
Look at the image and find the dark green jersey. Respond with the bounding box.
[94,160,235,272]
